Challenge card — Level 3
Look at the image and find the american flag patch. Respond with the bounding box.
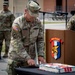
[12,25,18,31]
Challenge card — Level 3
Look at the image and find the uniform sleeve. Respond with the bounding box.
[67,16,75,30]
[37,21,45,57]
[9,19,31,61]
[10,14,15,27]
[67,17,72,30]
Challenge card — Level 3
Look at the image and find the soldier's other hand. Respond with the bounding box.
[27,59,35,66]
[38,56,46,64]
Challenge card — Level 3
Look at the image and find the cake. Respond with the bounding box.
[39,63,75,73]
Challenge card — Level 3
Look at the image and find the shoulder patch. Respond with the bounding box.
[12,25,19,31]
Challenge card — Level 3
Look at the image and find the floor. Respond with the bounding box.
[0,53,8,75]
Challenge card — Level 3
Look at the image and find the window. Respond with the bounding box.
[56,0,62,11]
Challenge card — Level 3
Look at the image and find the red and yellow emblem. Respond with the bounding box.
[50,37,63,59]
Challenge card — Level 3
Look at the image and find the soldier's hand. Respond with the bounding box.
[27,59,35,66]
[38,56,46,64]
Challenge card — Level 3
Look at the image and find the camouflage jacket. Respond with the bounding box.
[0,10,15,31]
[9,15,44,62]
[67,15,75,31]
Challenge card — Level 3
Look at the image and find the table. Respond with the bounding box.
[15,67,75,75]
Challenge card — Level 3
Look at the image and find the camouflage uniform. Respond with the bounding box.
[7,1,45,75]
[67,15,75,30]
[0,10,15,57]
[7,14,44,75]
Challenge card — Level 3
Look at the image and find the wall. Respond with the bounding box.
[43,0,56,12]
[62,0,75,12]
[0,0,3,10]
[13,0,43,17]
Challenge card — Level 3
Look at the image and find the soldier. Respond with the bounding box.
[7,1,46,75]
[67,14,75,30]
[0,2,15,59]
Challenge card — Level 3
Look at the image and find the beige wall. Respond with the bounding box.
[13,0,28,13]
[0,0,3,10]
[9,0,13,13]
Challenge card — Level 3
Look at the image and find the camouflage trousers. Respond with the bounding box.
[7,59,28,75]
[0,31,11,55]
